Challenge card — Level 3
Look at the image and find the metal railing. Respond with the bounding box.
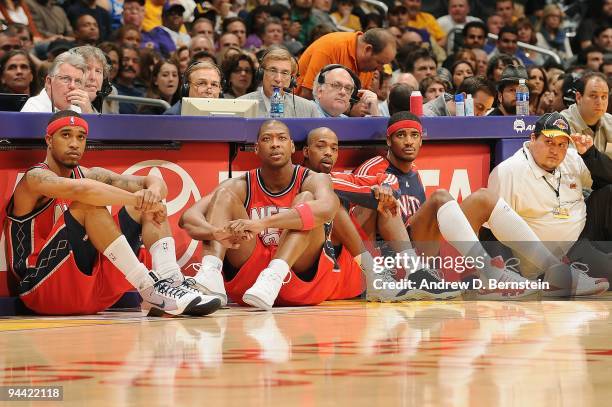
[487,33,562,65]
[105,95,171,110]
[361,0,388,14]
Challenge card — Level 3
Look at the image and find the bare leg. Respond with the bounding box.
[409,190,453,256]
[201,186,256,268]
[331,206,367,257]
[273,191,329,274]
[69,202,122,251]
[124,205,173,250]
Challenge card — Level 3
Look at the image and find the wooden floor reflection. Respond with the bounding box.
[2,298,612,406]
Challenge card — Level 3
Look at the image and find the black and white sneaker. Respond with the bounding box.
[397,267,463,300]
[140,276,221,317]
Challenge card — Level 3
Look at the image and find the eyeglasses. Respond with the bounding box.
[324,81,354,94]
[190,80,221,90]
[263,68,291,78]
[53,74,84,87]
[234,67,253,74]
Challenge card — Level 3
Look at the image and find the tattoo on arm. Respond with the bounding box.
[86,167,144,192]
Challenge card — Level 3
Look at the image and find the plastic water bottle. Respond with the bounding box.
[516,79,530,116]
[464,94,474,116]
[455,93,465,116]
[410,90,423,116]
[270,87,284,118]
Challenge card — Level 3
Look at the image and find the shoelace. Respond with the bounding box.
[187,263,202,273]
[379,268,397,283]
[569,261,590,276]
[501,258,525,282]
[181,278,202,294]
[155,278,189,299]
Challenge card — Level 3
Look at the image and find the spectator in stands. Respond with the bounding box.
[387,5,409,28]
[141,2,190,58]
[537,4,572,60]
[221,51,256,99]
[70,45,109,114]
[291,0,317,46]
[0,0,41,40]
[593,27,612,56]
[578,46,605,72]
[244,5,271,49]
[437,0,482,53]
[424,75,494,116]
[171,45,189,74]
[114,44,145,114]
[122,0,145,31]
[222,17,247,49]
[399,28,423,48]
[218,32,240,53]
[395,72,419,89]
[139,59,179,114]
[330,0,361,32]
[514,17,545,66]
[0,49,37,95]
[389,84,414,115]
[311,0,336,30]
[260,17,284,49]
[21,51,92,112]
[486,53,515,83]
[269,4,304,55]
[66,0,111,41]
[370,68,392,116]
[0,30,21,60]
[561,72,612,157]
[548,73,566,113]
[462,21,487,49]
[99,42,121,82]
[490,26,533,66]
[575,0,612,51]
[495,0,515,27]
[363,13,383,30]
[527,66,547,116]
[487,64,527,116]
[449,48,476,73]
[164,60,222,115]
[420,75,448,102]
[25,0,74,39]
[312,65,380,117]
[115,24,141,48]
[472,48,488,76]
[73,14,100,46]
[402,0,445,47]
[190,17,215,44]
[189,34,215,57]
[190,50,217,66]
[405,47,436,84]
[450,59,474,89]
[484,14,503,53]
[602,57,612,79]
[238,47,317,117]
[296,28,396,100]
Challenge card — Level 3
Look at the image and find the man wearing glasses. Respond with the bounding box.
[312,65,380,117]
[21,51,93,113]
[238,47,319,118]
[164,60,222,115]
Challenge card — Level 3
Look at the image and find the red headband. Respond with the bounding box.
[46,116,89,136]
[386,120,422,137]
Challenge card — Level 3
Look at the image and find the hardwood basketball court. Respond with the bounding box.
[1,298,612,406]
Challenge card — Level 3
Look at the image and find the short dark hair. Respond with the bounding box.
[576,71,609,95]
[462,21,487,38]
[593,26,612,41]
[457,76,496,97]
[498,25,518,38]
[363,28,394,54]
[257,119,290,140]
[222,17,246,34]
[388,111,421,128]
[48,110,82,125]
[388,84,414,116]
[486,54,515,81]
[578,45,604,65]
[405,48,435,73]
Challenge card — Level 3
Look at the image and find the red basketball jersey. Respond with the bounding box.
[5,162,85,284]
[245,165,310,247]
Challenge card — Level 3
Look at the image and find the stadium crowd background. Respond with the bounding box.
[0,0,610,118]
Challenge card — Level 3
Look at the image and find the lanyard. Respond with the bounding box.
[523,147,561,204]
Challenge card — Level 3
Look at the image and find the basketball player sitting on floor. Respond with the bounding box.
[5,111,221,316]
[302,126,463,301]
[180,120,340,310]
[354,111,607,298]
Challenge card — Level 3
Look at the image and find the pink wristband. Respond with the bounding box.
[294,203,315,230]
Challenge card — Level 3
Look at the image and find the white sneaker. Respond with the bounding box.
[242,267,289,310]
[365,267,407,302]
[188,262,228,307]
[140,273,221,316]
[477,257,540,300]
[544,262,609,297]
[156,266,185,288]
[181,278,226,314]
